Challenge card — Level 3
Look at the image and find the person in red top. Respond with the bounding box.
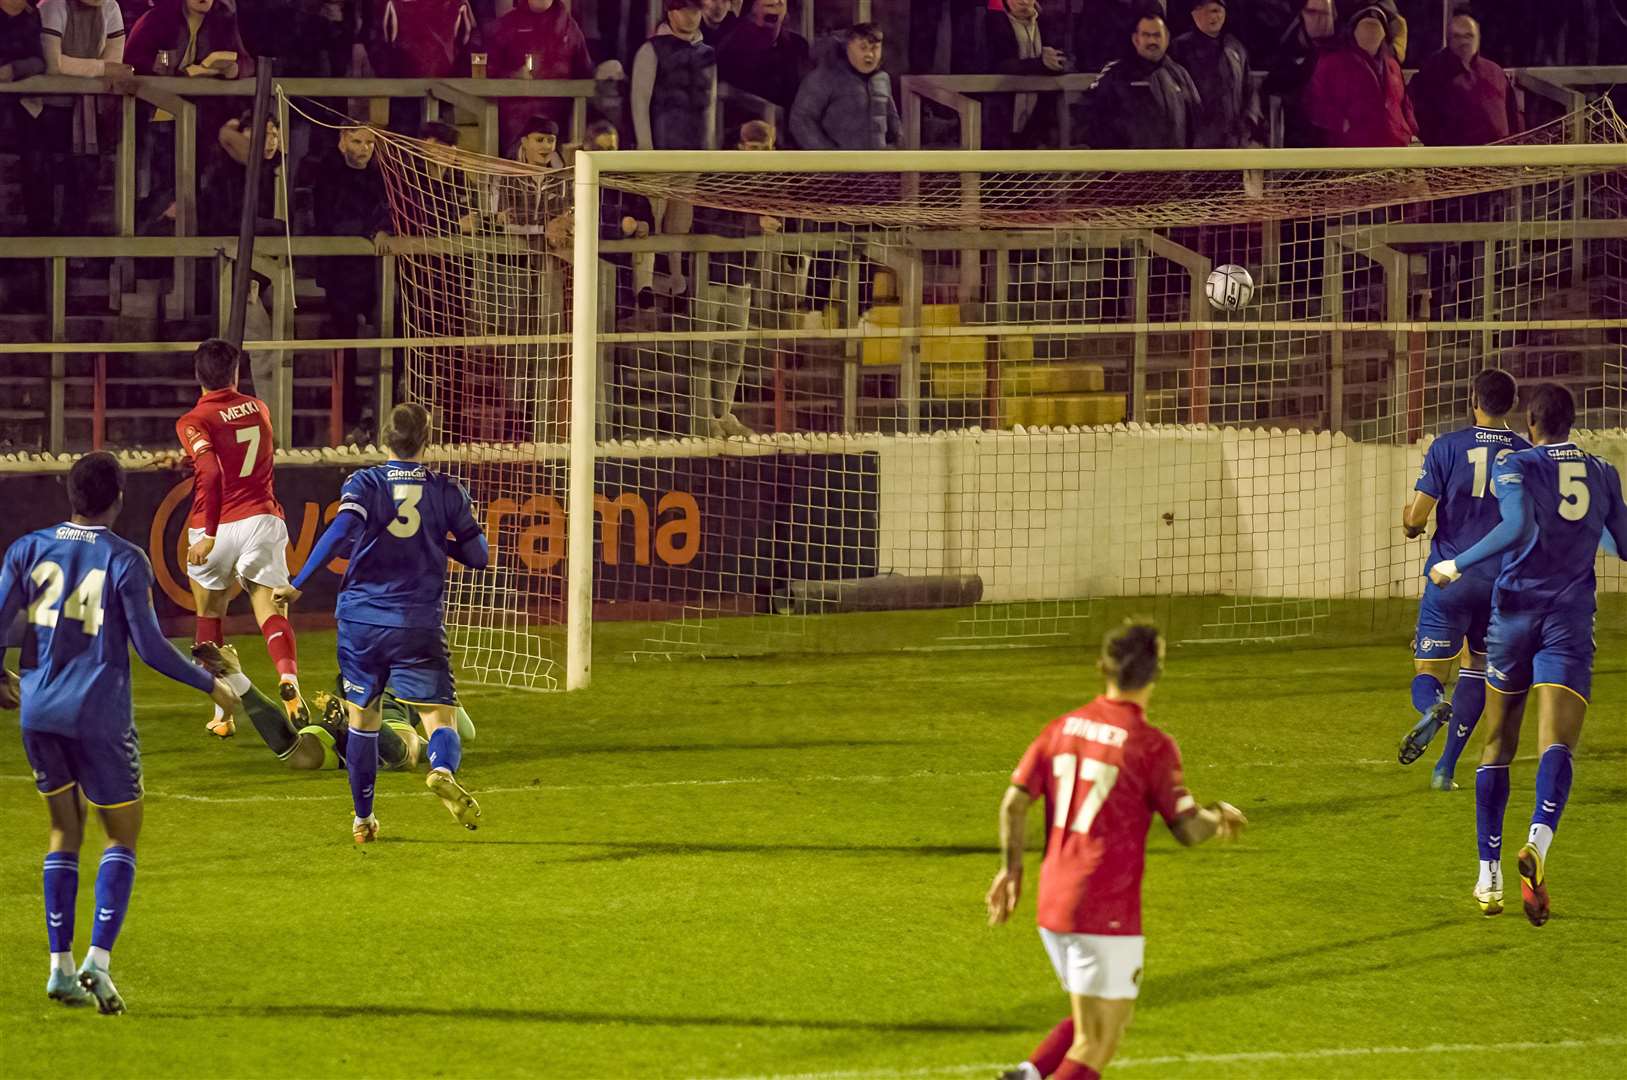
[486,0,596,150]
[1406,12,1522,146]
[988,620,1246,1080]
[1301,3,1417,147]
[176,339,306,737]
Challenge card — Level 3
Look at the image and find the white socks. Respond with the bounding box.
[1528,823,1554,861]
[1477,860,1502,893]
[224,672,252,696]
[86,946,111,972]
[51,952,73,976]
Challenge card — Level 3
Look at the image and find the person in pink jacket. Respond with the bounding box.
[1302,2,1416,147]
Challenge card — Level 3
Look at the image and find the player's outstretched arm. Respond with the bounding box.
[1169,801,1248,847]
[1603,464,1627,561]
[118,557,238,711]
[1431,462,1529,585]
[277,509,365,606]
[987,785,1034,926]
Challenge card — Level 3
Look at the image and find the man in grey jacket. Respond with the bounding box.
[789,22,900,150]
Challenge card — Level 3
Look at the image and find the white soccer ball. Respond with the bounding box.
[1205,264,1255,312]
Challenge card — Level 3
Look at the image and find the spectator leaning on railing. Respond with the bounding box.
[487,0,595,150]
[1406,9,1522,146]
[37,0,131,235]
[1076,7,1201,149]
[201,110,282,237]
[976,0,1068,150]
[789,22,899,151]
[1169,0,1258,148]
[1301,2,1416,147]
[126,0,250,231]
[0,0,50,236]
[716,0,809,112]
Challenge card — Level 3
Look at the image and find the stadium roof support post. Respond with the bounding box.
[567,150,604,691]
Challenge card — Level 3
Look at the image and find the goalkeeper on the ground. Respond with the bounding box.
[192,644,475,773]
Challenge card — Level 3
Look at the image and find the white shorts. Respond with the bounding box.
[1039,928,1144,1000]
[187,514,291,593]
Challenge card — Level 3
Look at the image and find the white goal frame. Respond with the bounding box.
[564,143,1627,690]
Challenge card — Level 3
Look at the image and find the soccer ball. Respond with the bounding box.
[1205,264,1255,312]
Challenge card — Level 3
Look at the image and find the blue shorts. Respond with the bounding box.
[21,727,143,808]
[1485,605,1595,701]
[1414,577,1493,659]
[336,619,457,709]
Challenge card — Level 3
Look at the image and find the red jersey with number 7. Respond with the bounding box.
[1010,696,1196,935]
[176,388,281,534]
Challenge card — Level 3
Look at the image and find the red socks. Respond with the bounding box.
[1030,1017,1076,1076]
[195,616,223,648]
[1052,1060,1100,1080]
[259,614,299,678]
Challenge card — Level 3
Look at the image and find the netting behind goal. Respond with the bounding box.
[375,105,1627,689]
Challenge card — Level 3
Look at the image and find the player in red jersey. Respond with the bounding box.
[176,339,306,737]
[988,621,1246,1080]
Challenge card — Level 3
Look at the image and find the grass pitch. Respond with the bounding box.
[2,628,1625,1079]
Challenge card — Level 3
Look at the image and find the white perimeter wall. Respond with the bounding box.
[875,426,1627,601]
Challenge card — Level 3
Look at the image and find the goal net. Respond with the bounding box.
[373,104,1627,690]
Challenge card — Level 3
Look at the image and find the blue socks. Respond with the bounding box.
[1531,745,1574,836]
[1411,673,1445,715]
[427,727,462,774]
[1436,669,1486,776]
[90,847,136,953]
[347,727,380,820]
[43,852,78,955]
[1476,765,1510,862]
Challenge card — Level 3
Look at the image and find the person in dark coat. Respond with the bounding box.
[1262,0,1338,146]
[0,0,50,235]
[716,0,809,110]
[629,0,717,292]
[1076,7,1202,149]
[698,0,735,45]
[789,22,900,150]
[630,0,717,152]
[1406,10,1522,146]
[1169,0,1257,147]
[977,0,1068,148]
[303,124,391,429]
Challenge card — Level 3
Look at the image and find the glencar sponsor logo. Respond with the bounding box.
[1475,430,1515,443]
[53,526,100,544]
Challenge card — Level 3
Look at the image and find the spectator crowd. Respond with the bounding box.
[0,0,1606,442]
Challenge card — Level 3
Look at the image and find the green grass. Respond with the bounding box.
[2,629,1625,1079]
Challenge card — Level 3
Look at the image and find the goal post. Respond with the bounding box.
[373,108,1627,691]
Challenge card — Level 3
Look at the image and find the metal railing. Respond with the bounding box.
[900,66,1627,151]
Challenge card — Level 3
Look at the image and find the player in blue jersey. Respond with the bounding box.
[1397,369,1529,790]
[276,403,489,844]
[0,453,240,1013]
[1430,384,1627,924]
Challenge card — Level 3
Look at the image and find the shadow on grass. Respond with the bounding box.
[1150,918,1503,1007]
[154,1004,1028,1034]
[538,738,924,760]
